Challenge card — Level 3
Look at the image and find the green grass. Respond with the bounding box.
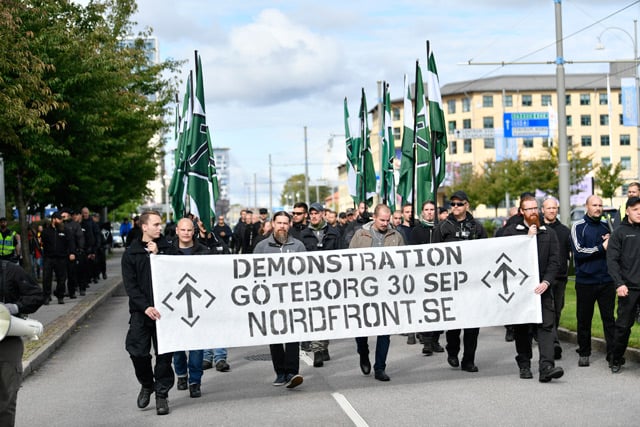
[560,277,640,349]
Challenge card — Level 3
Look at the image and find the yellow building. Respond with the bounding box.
[343,63,638,218]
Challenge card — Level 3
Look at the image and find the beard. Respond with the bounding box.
[525,213,541,229]
[274,229,288,244]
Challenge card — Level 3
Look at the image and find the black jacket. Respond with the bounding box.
[409,222,436,245]
[300,222,343,251]
[545,220,571,280]
[122,236,177,314]
[502,223,560,286]
[607,218,640,290]
[41,224,70,258]
[434,212,487,243]
[0,260,45,315]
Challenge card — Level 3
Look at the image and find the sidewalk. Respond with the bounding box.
[22,248,125,378]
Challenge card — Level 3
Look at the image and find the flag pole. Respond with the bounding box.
[426,40,439,222]
[382,81,388,205]
[411,60,420,225]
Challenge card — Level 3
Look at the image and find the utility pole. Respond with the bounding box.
[304,126,310,206]
[269,154,273,213]
[0,154,5,218]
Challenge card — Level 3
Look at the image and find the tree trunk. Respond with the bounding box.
[15,173,34,277]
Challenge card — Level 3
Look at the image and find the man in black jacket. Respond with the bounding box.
[0,261,45,426]
[40,212,73,305]
[502,195,564,382]
[608,196,640,373]
[122,210,177,416]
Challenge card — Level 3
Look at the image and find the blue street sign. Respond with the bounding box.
[503,112,549,138]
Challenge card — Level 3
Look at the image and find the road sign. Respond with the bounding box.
[503,112,549,138]
[451,128,499,139]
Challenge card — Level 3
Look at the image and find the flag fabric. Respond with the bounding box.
[343,97,359,202]
[425,50,448,197]
[396,73,415,206]
[184,53,219,232]
[413,61,432,211]
[358,88,377,207]
[380,82,396,212]
[168,74,192,219]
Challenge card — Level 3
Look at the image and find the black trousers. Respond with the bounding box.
[515,290,556,369]
[269,342,299,376]
[42,257,67,299]
[0,337,23,427]
[66,258,79,296]
[552,278,568,346]
[575,282,615,357]
[125,312,174,398]
[446,328,479,366]
[612,289,640,362]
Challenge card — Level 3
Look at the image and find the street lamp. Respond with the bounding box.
[596,19,640,181]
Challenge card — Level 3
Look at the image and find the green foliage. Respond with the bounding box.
[595,162,625,206]
[280,174,332,206]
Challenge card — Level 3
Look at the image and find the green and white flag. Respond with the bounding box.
[169,74,192,219]
[426,49,448,196]
[343,97,359,201]
[358,88,377,207]
[414,60,432,211]
[380,82,396,212]
[185,53,219,232]
[397,73,415,206]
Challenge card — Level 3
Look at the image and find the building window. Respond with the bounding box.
[463,139,472,153]
[449,140,457,155]
[392,108,400,121]
[393,126,401,141]
[541,94,552,106]
[619,93,623,104]
[580,93,590,105]
[483,116,494,128]
[566,115,572,126]
[463,119,471,129]
[566,94,571,106]
[621,156,631,170]
[462,98,471,112]
[567,135,573,145]
[620,114,624,125]
[599,93,608,105]
[447,99,456,114]
[602,157,611,166]
[600,114,609,126]
[504,94,513,107]
[620,134,631,146]
[580,115,591,126]
[484,138,495,149]
[482,95,493,108]
[542,138,551,147]
[448,120,456,133]
[581,136,592,147]
[601,135,610,146]
[522,95,532,106]
[523,138,533,148]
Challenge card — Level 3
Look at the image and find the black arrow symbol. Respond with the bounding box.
[481,270,492,288]
[518,268,529,286]
[494,263,517,295]
[496,253,513,264]
[162,292,174,311]
[176,283,202,318]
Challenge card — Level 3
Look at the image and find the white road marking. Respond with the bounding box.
[332,392,369,427]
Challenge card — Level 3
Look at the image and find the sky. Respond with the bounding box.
[121,0,640,209]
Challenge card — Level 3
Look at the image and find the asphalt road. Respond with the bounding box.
[16,292,639,427]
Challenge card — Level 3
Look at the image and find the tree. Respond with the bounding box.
[596,162,625,206]
[280,174,331,207]
[0,0,182,272]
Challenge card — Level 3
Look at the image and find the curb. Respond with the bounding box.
[21,279,123,378]
[557,327,640,362]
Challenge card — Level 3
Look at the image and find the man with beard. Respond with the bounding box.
[502,195,564,382]
[300,203,342,367]
[60,208,83,299]
[40,212,73,305]
[231,210,247,254]
[350,204,404,382]
[122,211,178,415]
[541,197,571,360]
[433,191,486,373]
[570,195,615,367]
[409,201,444,356]
[254,211,306,389]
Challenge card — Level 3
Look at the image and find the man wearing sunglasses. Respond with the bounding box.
[289,202,308,241]
[433,190,487,373]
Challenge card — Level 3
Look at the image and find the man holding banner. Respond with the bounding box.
[349,204,404,382]
[254,211,306,389]
[502,195,564,383]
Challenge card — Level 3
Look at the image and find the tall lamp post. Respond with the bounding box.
[596,19,639,182]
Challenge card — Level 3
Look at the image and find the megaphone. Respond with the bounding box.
[0,304,44,341]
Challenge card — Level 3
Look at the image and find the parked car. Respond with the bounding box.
[112,229,124,248]
[570,206,619,226]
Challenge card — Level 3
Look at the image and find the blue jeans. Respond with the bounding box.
[203,348,228,363]
[173,350,204,384]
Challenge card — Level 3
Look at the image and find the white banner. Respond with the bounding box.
[151,235,540,353]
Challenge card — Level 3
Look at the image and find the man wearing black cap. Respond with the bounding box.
[40,213,73,305]
[258,208,269,224]
[608,196,640,373]
[433,190,486,373]
[300,202,342,367]
[60,208,83,299]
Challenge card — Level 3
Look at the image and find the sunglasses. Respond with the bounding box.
[292,211,306,216]
[450,202,466,207]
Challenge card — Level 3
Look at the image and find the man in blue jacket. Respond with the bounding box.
[570,195,615,367]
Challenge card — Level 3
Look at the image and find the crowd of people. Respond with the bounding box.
[39,183,638,418]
